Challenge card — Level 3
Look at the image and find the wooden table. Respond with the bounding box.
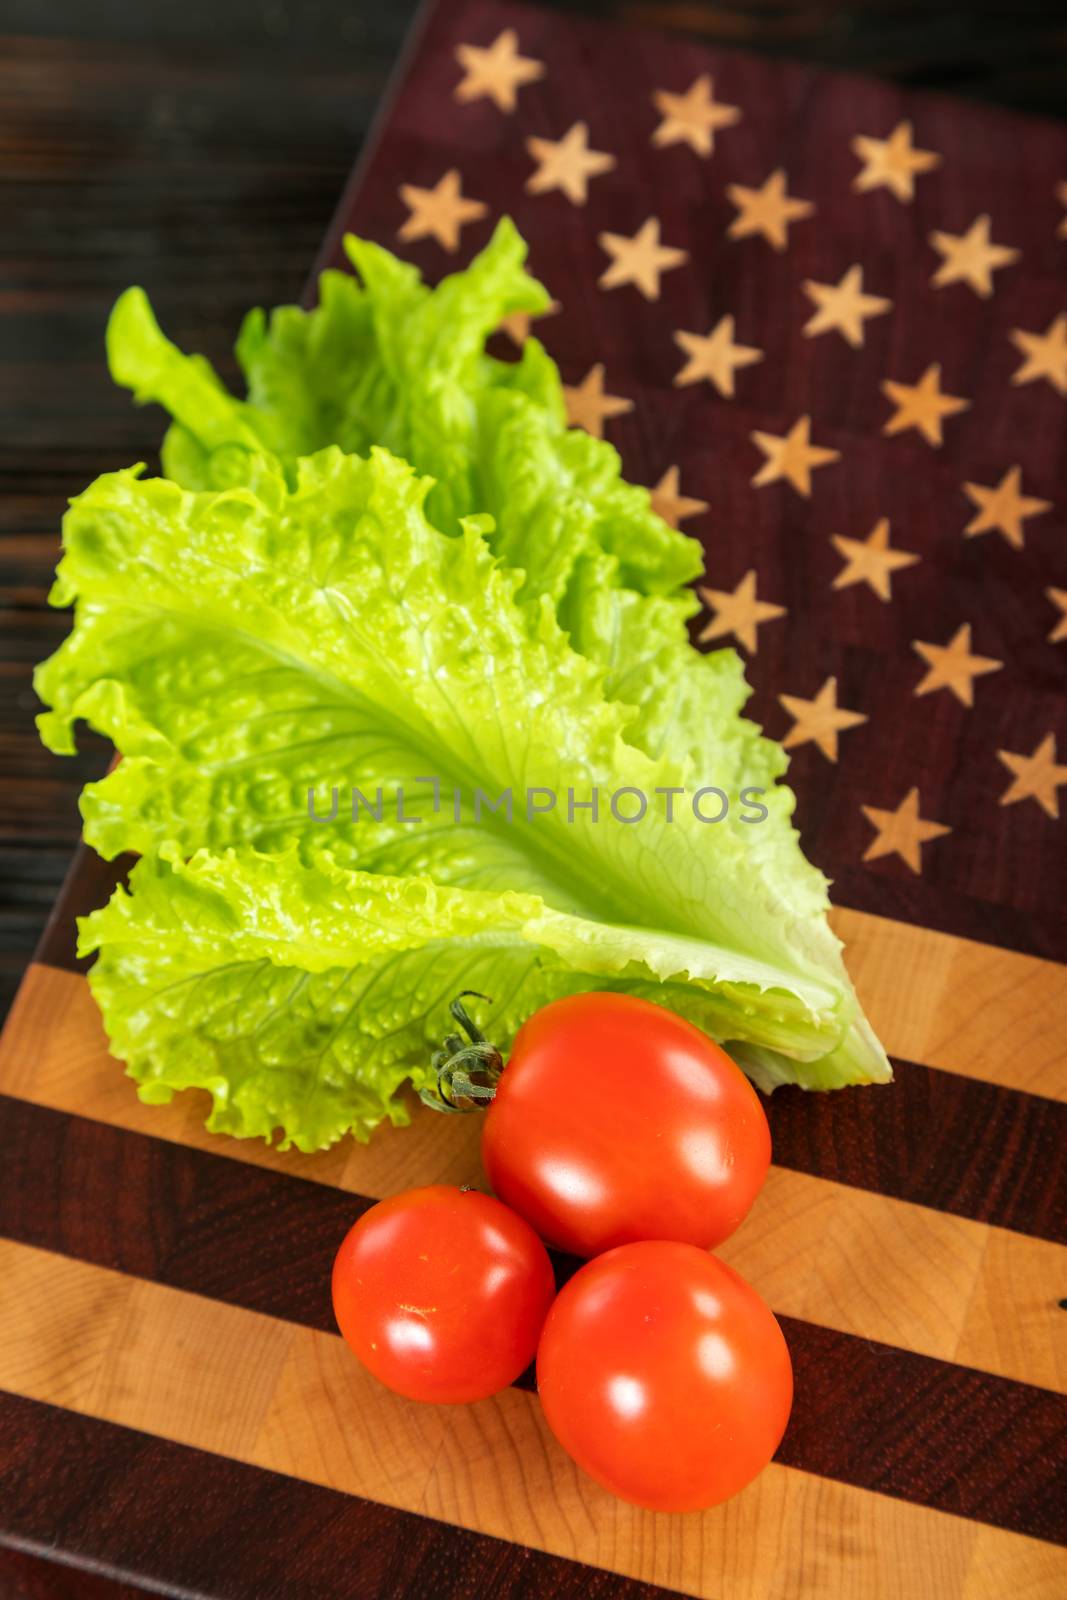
[2,1,1066,1596]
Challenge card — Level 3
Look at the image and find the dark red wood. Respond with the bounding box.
[317,0,1067,964]
[1,1093,1064,1542]
[0,1390,675,1600]
[0,1548,150,1600]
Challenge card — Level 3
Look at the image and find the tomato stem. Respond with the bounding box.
[419,991,504,1115]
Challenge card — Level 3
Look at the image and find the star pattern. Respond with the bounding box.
[727,170,814,250]
[929,215,1019,297]
[751,415,840,496]
[962,467,1051,549]
[562,365,633,437]
[997,735,1067,819]
[912,623,1002,706]
[398,169,487,251]
[598,217,687,300]
[648,467,707,528]
[673,316,763,396]
[651,75,741,156]
[862,789,951,874]
[831,519,919,601]
[852,120,941,202]
[779,677,868,762]
[525,122,616,204]
[802,265,891,347]
[1048,588,1067,644]
[697,570,786,653]
[454,30,545,112]
[389,43,1065,904]
[1009,314,1067,396]
[882,363,970,446]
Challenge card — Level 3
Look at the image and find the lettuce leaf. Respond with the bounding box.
[105,222,783,790]
[36,442,889,1148]
[79,844,850,1151]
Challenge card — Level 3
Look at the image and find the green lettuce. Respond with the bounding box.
[36,442,888,1148]
[104,221,747,780]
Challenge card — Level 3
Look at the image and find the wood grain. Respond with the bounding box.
[11,941,1067,1240]
[0,1393,678,1600]
[6,961,1067,1390]
[1,1239,1064,1599]
[2,972,1066,1395]
[1,1089,1065,1539]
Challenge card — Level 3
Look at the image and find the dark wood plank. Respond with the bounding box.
[0,1548,150,1600]
[0,1389,675,1600]
[2,1093,1064,1542]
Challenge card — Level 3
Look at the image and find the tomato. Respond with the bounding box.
[331,1185,555,1404]
[537,1241,792,1511]
[480,993,770,1257]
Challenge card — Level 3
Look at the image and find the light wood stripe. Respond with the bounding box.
[830,907,1067,1100]
[1,965,1064,1394]
[0,1239,1061,1600]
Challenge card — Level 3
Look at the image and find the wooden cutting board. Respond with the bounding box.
[1,1,1065,1595]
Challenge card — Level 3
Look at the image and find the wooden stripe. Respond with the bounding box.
[829,908,1067,1101]
[1,1241,1064,1598]
[767,1059,1066,1244]
[28,838,1067,1101]
[5,959,1065,1244]
[1,968,1065,1393]
[0,1392,675,1600]
[3,965,1066,1392]
[2,1094,1064,1539]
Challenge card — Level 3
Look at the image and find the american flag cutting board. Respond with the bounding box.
[1,1,1065,1595]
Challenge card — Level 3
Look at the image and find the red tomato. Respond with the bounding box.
[537,1241,792,1511]
[481,993,770,1257]
[332,1185,555,1404]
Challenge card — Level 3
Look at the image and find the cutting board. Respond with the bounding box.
[1,1,1065,1595]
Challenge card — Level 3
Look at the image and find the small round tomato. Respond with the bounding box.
[332,1185,555,1404]
[537,1241,792,1512]
[481,993,770,1257]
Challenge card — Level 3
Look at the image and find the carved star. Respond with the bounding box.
[454,29,545,112]
[649,466,707,529]
[997,734,1067,819]
[598,217,688,300]
[1047,587,1067,644]
[802,265,892,348]
[673,316,763,397]
[852,121,941,202]
[499,299,561,346]
[651,75,741,156]
[779,677,868,762]
[831,518,918,602]
[697,569,786,654]
[562,365,633,438]
[751,415,840,497]
[525,122,616,205]
[862,788,951,874]
[962,466,1051,550]
[912,623,1002,707]
[1009,314,1067,396]
[929,215,1019,298]
[882,363,970,446]
[726,169,814,251]
[398,169,487,252]
[1057,182,1067,241]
